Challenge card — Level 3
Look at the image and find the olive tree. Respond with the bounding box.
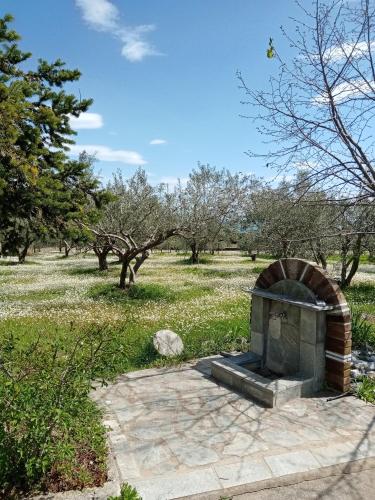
[241,175,336,267]
[91,169,178,289]
[177,163,255,263]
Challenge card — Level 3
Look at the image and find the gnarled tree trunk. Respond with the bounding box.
[93,243,111,271]
[190,242,199,264]
[340,234,363,288]
[63,240,72,258]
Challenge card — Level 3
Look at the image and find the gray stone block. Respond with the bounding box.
[300,309,317,344]
[214,458,272,488]
[251,295,265,332]
[300,341,316,377]
[265,450,320,476]
[250,331,264,356]
[241,377,275,407]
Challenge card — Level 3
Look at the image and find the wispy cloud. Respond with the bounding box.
[150,138,167,145]
[75,0,161,62]
[69,112,103,129]
[69,144,146,165]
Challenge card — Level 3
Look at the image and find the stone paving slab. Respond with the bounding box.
[91,356,375,500]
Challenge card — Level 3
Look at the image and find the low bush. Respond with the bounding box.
[108,482,142,500]
[88,283,173,303]
[355,376,375,404]
[351,310,375,350]
[0,328,112,497]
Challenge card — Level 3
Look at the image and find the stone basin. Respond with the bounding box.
[211,353,314,408]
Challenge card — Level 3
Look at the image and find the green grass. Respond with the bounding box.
[176,256,214,265]
[344,283,375,317]
[88,282,174,303]
[327,253,374,264]
[0,288,68,302]
[250,266,267,274]
[0,259,40,266]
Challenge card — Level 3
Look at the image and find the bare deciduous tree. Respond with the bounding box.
[239,0,375,203]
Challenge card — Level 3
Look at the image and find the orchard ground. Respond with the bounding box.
[0,251,374,356]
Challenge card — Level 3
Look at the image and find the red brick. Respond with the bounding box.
[326,312,351,324]
[326,371,350,392]
[305,269,328,294]
[326,357,351,375]
[267,261,285,282]
[255,267,278,289]
[282,258,307,281]
[327,321,351,340]
[301,264,315,286]
[326,337,352,355]
[325,290,347,306]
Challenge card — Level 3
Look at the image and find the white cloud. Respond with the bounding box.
[325,41,375,61]
[119,25,160,62]
[159,176,189,188]
[313,79,375,104]
[150,138,167,145]
[69,112,103,129]
[69,144,147,165]
[75,0,160,62]
[75,0,118,31]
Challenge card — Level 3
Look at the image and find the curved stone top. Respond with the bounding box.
[255,258,347,307]
[247,287,335,311]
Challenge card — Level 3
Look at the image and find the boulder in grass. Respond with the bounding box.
[153,329,184,357]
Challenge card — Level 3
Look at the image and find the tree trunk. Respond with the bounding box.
[133,250,150,275]
[119,257,135,289]
[64,240,71,258]
[18,242,31,263]
[340,237,350,287]
[119,259,129,289]
[340,234,363,288]
[281,240,289,258]
[190,243,199,264]
[98,252,109,271]
[311,240,327,270]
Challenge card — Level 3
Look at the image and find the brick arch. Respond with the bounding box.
[255,258,351,392]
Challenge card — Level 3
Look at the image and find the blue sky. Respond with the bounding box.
[2,0,300,185]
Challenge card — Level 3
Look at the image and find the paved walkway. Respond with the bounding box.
[91,357,375,500]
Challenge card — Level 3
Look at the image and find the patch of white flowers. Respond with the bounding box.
[0,252,373,327]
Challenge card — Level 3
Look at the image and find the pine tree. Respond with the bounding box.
[0,14,105,262]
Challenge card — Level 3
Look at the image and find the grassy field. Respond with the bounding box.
[0,251,374,496]
[0,251,374,367]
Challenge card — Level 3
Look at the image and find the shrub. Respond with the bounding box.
[108,482,142,500]
[355,376,375,404]
[351,310,375,350]
[0,328,113,496]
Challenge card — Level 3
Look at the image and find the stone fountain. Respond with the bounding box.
[211,258,351,407]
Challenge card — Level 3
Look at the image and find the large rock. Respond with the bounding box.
[153,329,184,357]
